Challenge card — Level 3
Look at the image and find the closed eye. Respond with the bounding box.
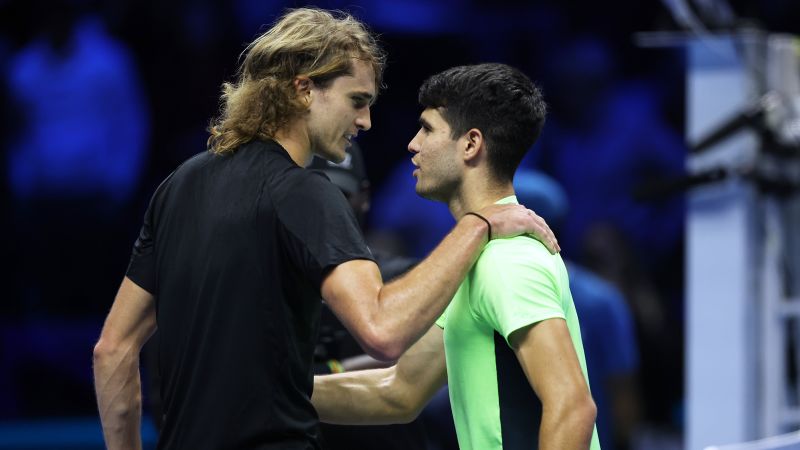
[418,118,433,132]
[351,93,373,109]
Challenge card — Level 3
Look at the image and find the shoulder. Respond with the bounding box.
[221,140,344,207]
[272,166,343,207]
[471,236,567,300]
[469,236,569,336]
[148,152,208,198]
[174,151,215,174]
[476,235,560,275]
[266,163,354,228]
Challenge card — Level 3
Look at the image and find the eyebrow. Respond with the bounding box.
[418,117,433,130]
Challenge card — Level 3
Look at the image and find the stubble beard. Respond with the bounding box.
[415,174,459,204]
[310,134,346,164]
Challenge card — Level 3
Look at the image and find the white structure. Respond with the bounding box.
[686,33,800,450]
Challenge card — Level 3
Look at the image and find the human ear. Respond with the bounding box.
[463,128,484,162]
[293,76,314,104]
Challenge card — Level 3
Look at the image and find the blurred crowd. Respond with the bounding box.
[1,0,799,448]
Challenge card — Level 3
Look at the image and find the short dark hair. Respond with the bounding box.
[418,63,546,182]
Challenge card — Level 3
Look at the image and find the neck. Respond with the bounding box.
[448,173,515,220]
[273,123,311,167]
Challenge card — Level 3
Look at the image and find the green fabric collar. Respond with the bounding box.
[494,195,518,205]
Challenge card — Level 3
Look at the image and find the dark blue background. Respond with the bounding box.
[1,0,797,448]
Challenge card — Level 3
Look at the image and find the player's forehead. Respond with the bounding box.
[328,59,376,101]
[419,107,450,130]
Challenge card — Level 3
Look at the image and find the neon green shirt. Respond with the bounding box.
[436,196,601,450]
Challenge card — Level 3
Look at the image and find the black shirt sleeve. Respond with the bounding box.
[126,201,156,294]
[126,172,175,294]
[274,171,374,288]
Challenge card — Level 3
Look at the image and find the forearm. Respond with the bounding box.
[539,398,597,450]
[313,368,415,425]
[93,342,144,450]
[372,215,487,355]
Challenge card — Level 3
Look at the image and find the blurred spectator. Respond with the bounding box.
[6,4,148,207]
[1,0,149,419]
[514,169,642,450]
[526,35,685,428]
[528,36,685,268]
[5,1,150,316]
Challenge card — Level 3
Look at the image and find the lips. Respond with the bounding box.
[343,133,357,148]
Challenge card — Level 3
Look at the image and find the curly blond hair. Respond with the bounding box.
[208,8,386,154]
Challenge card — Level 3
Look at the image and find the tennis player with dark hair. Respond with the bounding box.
[313,63,600,450]
[92,9,558,450]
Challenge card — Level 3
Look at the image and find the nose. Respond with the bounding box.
[407,129,422,154]
[355,106,371,131]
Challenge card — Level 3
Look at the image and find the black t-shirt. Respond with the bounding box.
[127,140,373,450]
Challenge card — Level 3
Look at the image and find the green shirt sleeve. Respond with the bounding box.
[471,236,567,345]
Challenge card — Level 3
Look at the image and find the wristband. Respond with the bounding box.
[326,359,344,374]
[464,212,492,241]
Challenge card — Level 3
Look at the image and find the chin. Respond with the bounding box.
[317,147,346,164]
[415,184,438,202]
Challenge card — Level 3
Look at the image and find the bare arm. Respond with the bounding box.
[93,277,157,450]
[510,319,597,450]
[322,204,557,361]
[312,326,447,424]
